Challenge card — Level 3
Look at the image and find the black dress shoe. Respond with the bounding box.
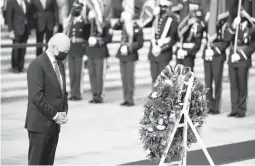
[208,110,213,114]
[236,114,246,118]
[89,99,95,103]
[94,99,103,103]
[211,110,220,115]
[125,102,135,106]
[73,97,82,101]
[120,102,128,106]
[227,112,237,117]
[69,97,75,100]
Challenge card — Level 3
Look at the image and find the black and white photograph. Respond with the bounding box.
[1,0,255,165]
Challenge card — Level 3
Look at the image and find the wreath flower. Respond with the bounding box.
[139,64,208,163]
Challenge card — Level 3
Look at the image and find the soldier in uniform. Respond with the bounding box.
[224,0,255,118]
[67,1,90,101]
[175,2,204,72]
[86,1,112,103]
[112,1,144,106]
[148,0,179,85]
[202,0,229,114]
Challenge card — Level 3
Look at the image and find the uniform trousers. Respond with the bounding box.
[68,52,84,99]
[120,61,135,103]
[12,26,29,71]
[150,60,170,84]
[28,131,59,165]
[176,56,195,72]
[228,65,249,115]
[87,58,104,100]
[204,58,225,112]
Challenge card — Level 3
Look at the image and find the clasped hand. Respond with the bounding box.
[54,112,68,125]
[177,49,187,59]
[205,49,214,61]
[231,53,240,63]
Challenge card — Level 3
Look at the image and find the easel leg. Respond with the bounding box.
[184,112,215,166]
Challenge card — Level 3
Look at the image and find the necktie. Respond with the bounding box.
[54,61,63,91]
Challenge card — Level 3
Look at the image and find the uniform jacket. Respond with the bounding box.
[148,12,178,62]
[224,22,254,67]
[69,15,90,57]
[175,15,204,59]
[113,21,144,62]
[25,52,68,135]
[6,0,33,35]
[30,0,59,31]
[86,20,112,59]
[203,17,230,61]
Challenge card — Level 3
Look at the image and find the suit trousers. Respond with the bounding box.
[120,61,135,103]
[176,56,195,72]
[36,28,53,56]
[228,65,249,115]
[87,58,104,100]
[204,58,224,112]
[12,27,29,71]
[68,54,83,99]
[28,131,59,165]
[150,60,170,84]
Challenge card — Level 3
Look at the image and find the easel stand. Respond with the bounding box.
[159,74,215,166]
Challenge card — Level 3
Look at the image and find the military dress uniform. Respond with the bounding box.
[113,21,144,106]
[175,10,204,72]
[68,8,90,100]
[148,11,178,84]
[203,15,229,114]
[86,19,112,103]
[224,20,255,117]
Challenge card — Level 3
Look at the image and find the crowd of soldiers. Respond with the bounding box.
[65,0,255,118]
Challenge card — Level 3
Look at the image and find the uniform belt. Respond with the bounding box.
[235,45,247,50]
[176,42,195,49]
[71,37,85,43]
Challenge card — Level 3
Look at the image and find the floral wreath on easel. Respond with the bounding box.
[139,64,209,163]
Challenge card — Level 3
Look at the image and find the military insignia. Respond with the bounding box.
[135,29,139,33]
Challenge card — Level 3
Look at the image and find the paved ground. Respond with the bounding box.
[1,77,255,165]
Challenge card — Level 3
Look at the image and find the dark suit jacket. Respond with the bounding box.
[30,0,59,31]
[6,0,32,35]
[25,52,68,135]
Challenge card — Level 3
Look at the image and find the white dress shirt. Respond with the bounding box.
[40,0,46,9]
[17,0,26,13]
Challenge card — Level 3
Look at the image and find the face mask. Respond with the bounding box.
[72,8,81,16]
[54,46,68,61]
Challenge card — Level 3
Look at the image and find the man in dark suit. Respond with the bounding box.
[26,33,70,165]
[6,0,32,73]
[30,0,59,56]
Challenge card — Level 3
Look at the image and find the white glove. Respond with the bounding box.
[88,37,97,46]
[9,30,15,39]
[205,48,214,61]
[205,12,210,22]
[177,49,187,59]
[88,11,96,20]
[231,53,240,63]
[153,6,160,16]
[152,45,161,57]
[120,45,128,55]
[232,16,241,29]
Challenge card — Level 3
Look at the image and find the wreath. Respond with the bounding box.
[139,64,208,163]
